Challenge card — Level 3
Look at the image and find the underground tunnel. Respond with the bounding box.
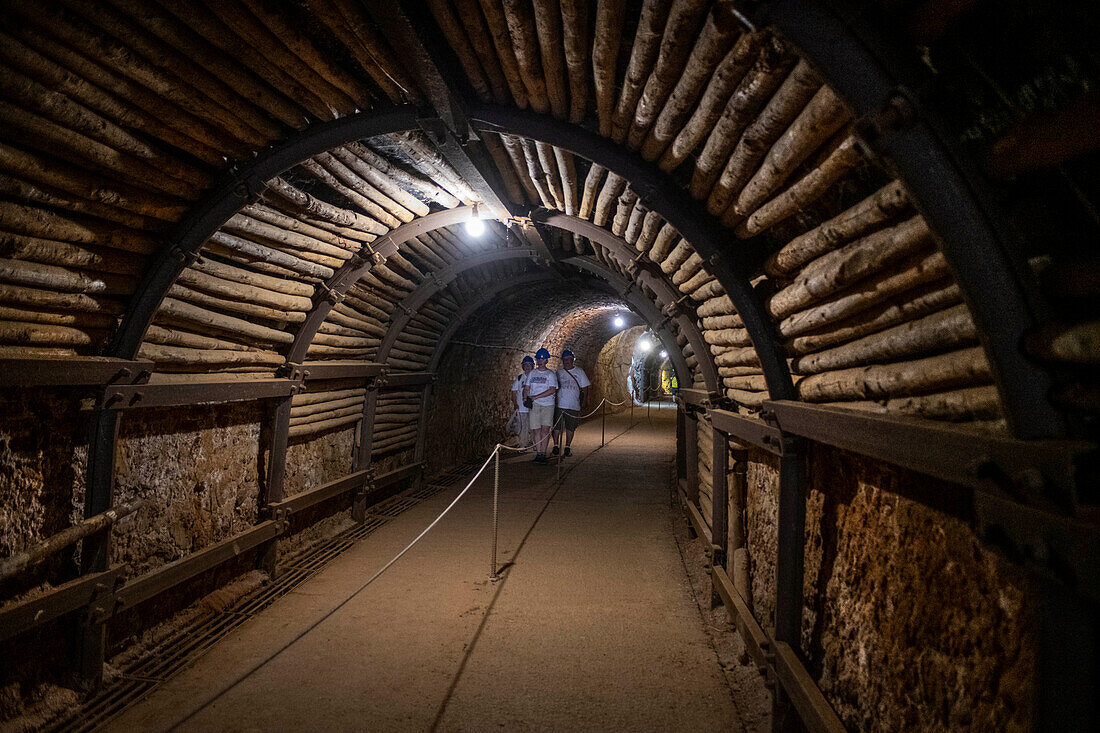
[0,0,1097,730]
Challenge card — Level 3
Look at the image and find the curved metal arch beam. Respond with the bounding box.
[287,205,479,363]
[531,210,720,395]
[110,105,423,360]
[374,247,539,363]
[466,105,796,403]
[747,0,1062,439]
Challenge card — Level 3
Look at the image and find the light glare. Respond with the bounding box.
[613,316,625,328]
[638,338,651,352]
[464,218,486,237]
[660,350,668,359]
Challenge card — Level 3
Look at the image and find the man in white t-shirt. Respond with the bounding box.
[523,348,558,464]
[552,349,590,457]
[510,355,534,449]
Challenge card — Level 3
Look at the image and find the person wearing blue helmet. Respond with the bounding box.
[509,355,534,449]
[523,348,558,463]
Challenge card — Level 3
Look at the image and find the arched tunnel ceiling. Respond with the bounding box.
[0,0,1096,441]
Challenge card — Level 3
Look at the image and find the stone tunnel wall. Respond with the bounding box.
[591,326,645,414]
[738,438,1036,730]
[425,283,640,471]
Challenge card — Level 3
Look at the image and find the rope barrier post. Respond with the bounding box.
[601,399,606,447]
[490,447,500,582]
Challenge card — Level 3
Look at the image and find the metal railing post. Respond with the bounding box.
[490,447,500,581]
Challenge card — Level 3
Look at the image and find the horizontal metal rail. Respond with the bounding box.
[301,361,385,382]
[678,485,712,544]
[707,408,785,456]
[267,463,423,517]
[0,568,123,644]
[99,377,303,410]
[0,358,153,388]
[381,372,434,388]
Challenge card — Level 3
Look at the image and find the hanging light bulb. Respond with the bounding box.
[660,350,668,359]
[613,315,625,328]
[638,338,651,352]
[464,205,485,237]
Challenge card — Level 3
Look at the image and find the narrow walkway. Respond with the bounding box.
[108,413,745,732]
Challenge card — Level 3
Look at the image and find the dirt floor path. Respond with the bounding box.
[107,411,753,732]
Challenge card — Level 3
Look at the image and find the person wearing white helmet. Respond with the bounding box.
[552,349,590,457]
[523,348,558,464]
[509,355,534,449]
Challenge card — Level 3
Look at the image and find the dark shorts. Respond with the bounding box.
[555,407,579,433]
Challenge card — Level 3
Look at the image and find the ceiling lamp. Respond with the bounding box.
[464,205,485,237]
[638,338,651,352]
[660,350,668,359]
[613,315,625,328]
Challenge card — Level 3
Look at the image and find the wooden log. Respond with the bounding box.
[715,346,761,368]
[723,374,768,391]
[553,147,578,215]
[593,0,626,136]
[611,0,673,142]
[626,0,710,149]
[1049,381,1100,414]
[578,163,606,219]
[483,134,528,204]
[828,384,1002,422]
[706,59,822,214]
[697,295,738,318]
[559,0,589,123]
[688,276,722,302]
[289,413,361,439]
[640,5,740,160]
[0,232,144,276]
[517,138,555,208]
[787,279,961,355]
[659,239,694,274]
[624,201,649,244]
[0,345,78,358]
[453,0,512,103]
[241,203,368,250]
[144,324,260,352]
[671,252,704,284]
[0,202,158,256]
[722,85,850,217]
[647,225,680,264]
[778,250,951,338]
[0,257,134,296]
[501,0,550,114]
[343,143,445,213]
[289,404,362,427]
[168,283,307,326]
[477,0,531,108]
[428,0,492,101]
[532,0,568,119]
[293,388,366,405]
[659,31,763,172]
[727,388,767,408]
[765,180,910,277]
[498,134,542,203]
[798,346,991,402]
[208,231,334,279]
[634,210,663,253]
[303,157,405,227]
[535,142,566,209]
[611,189,639,237]
[719,365,763,378]
[690,37,792,198]
[768,216,933,319]
[792,303,977,375]
[704,327,752,347]
[593,173,627,226]
[702,315,744,330]
[177,267,313,311]
[266,178,387,235]
[731,134,863,233]
[1026,321,1100,365]
[137,342,284,367]
[0,173,165,233]
[157,297,294,344]
[192,256,313,298]
[0,282,123,315]
[0,304,112,329]
[393,133,480,205]
[0,319,102,347]
[985,91,1100,179]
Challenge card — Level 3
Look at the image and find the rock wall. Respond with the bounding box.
[592,326,644,412]
[738,436,1035,730]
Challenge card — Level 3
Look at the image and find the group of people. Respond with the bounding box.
[510,348,591,464]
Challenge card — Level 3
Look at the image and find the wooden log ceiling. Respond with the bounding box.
[0,0,1094,437]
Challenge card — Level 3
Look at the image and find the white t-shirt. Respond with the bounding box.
[512,372,530,412]
[525,368,558,407]
[556,366,590,410]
